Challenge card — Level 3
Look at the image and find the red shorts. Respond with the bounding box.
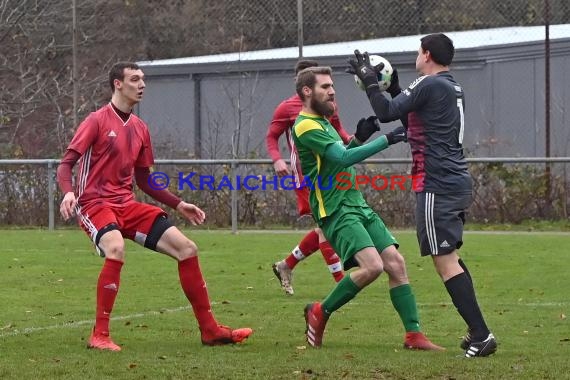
[295,186,311,216]
[76,201,166,245]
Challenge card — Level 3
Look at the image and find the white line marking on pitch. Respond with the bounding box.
[1,301,566,339]
[0,305,191,338]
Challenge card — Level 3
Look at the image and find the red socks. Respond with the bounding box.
[284,230,320,269]
[95,256,220,336]
[282,231,344,282]
[94,258,123,336]
[178,256,218,333]
[319,241,344,282]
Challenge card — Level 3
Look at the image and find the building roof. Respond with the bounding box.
[139,24,570,67]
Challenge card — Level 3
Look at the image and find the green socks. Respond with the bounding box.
[320,278,421,334]
[321,275,361,316]
[390,284,421,332]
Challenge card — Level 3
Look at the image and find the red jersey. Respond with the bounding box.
[68,103,154,206]
[266,94,351,186]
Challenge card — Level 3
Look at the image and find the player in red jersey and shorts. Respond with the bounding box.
[57,62,252,351]
[267,60,353,295]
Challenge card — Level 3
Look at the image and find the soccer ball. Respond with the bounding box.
[354,54,393,91]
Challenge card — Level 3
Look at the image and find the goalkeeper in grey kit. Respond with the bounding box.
[348,32,497,358]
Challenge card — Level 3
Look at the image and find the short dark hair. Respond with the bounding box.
[295,66,332,100]
[109,62,140,92]
[420,33,454,66]
[295,59,319,75]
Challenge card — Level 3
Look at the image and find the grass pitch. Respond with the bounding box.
[0,229,568,379]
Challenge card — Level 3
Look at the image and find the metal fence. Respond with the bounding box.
[1,158,569,231]
[2,0,569,160]
[210,0,569,52]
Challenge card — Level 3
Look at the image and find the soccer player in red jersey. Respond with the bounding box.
[57,62,252,351]
[266,60,351,295]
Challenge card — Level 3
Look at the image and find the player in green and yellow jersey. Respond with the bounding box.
[292,66,442,351]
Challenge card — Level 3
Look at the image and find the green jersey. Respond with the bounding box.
[292,111,368,220]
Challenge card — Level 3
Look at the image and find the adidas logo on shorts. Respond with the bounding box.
[439,240,450,248]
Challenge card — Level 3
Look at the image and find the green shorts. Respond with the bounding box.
[319,204,398,270]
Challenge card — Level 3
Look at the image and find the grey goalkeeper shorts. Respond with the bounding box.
[415,192,472,256]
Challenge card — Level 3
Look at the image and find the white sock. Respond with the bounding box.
[292,245,306,261]
[328,262,342,274]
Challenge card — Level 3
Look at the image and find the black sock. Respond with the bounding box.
[458,258,472,284]
[444,272,490,341]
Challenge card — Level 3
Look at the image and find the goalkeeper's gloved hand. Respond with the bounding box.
[346,58,385,76]
[354,116,381,143]
[347,50,379,91]
[387,67,402,98]
[385,125,407,145]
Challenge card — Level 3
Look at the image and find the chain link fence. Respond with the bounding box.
[1,160,568,228]
[200,0,569,52]
[2,0,569,158]
[1,1,570,228]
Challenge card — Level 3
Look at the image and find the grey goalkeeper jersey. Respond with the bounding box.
[369,71,472,194]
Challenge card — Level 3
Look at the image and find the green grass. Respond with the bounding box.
[0,230,569,379]
[465,219,570,232]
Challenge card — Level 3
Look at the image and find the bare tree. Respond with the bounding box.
[0,0,568,159]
